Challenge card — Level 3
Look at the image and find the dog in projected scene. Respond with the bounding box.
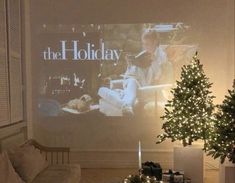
[64,94,93,113]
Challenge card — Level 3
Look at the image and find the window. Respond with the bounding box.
[0,0,23,126]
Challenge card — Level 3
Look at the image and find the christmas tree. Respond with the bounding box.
[157,52,215,146]
[205,80,235,163]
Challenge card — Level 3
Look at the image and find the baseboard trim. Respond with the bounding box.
[68,149,218,170]
[75,159,173,169]
[71,148,173,153]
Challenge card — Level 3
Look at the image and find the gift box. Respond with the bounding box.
[162,170,184,183]
[142,161,162,181]
[174,172,184,183]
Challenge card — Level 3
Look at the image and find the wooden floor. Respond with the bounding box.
[80,168,219,183]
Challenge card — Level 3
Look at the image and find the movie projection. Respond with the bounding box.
[37,23,197,117]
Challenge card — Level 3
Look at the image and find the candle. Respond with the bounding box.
[138,141,142,170]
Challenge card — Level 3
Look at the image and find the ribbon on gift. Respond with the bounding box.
[142,161,161,168]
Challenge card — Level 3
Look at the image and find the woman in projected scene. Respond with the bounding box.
[98,29,174,116]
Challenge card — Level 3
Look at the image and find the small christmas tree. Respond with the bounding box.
[205,80,235,163]
[157,52,215,146]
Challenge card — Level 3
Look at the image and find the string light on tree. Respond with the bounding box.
[156,52,215,147]
[205,79,235,163]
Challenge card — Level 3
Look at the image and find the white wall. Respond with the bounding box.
[24,0,234,169]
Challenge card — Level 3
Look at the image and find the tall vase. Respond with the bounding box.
[219,159,235,183]
[174,144,204,183]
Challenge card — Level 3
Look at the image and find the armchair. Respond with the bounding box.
[98,44,197,116]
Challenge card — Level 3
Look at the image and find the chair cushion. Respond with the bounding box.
[31,164,81,183]
[0,152,25,183]
[8,144,48,183]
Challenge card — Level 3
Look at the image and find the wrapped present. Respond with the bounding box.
[174,172,184,183]
[162,170,184,183]
[142,161,162,181]
[162,169,174,183]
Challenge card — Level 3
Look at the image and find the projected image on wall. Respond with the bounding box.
[37,23,197,117]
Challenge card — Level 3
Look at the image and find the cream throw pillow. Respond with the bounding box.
[8,145,48,183]
[0,152,25,183]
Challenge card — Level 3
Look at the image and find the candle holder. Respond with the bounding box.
[139,168,143,177]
